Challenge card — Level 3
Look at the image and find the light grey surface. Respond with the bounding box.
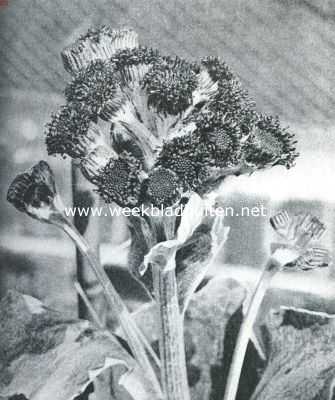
[0,0,334,126]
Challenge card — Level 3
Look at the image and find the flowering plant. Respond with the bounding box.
[3,26,334,400]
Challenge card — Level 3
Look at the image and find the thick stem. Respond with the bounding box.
[58,218,162,398]
[223,260,280,400]
[153,262,190,400]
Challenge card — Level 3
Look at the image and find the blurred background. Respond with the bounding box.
[0,0,334,317]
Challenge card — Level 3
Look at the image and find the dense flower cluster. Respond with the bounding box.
[45,26,298,208]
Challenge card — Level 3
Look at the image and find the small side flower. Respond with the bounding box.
[270,210,329,270]
[7,161,64,223]
[224,210,330,400]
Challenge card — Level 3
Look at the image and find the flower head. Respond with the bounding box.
[244,115,298,169]
[155,134,201,191]
[92,151,143,207]
[142,56,199,115]
[65,60,121,120]
[145,167,182,207]
[201,56,257,138]
[7,161,64,223]
[45,105,91,158]
[62,27,138,75]
[192,109,241,167]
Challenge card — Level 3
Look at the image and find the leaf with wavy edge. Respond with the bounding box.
[0,291,155,400]
[251,310,335,400]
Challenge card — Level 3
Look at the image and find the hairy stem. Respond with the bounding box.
[153,260,190,400]
[223,259,280,400]
[58,217,162,398]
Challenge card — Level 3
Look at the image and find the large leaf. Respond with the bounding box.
[184,277,246,400]
[0,291,154,400]
[251,309,335,400]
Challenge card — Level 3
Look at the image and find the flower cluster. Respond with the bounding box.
[45,26,298,208]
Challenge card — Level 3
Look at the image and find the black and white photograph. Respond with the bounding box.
[0,1,334,399]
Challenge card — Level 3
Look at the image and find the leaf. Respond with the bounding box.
[0,291,155,400]
[177,216,229,314]
[128,212,230,317]
[184,277,246,400]
[251,309,335,400]
[176,193,204,243]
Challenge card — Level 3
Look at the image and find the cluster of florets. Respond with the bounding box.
[45,26,298,208]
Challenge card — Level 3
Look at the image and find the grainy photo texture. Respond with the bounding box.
[0,1,334,400]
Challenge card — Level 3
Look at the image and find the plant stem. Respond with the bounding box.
[74,281,104,329]
[153,259,190,400]
[58,218,163,398]
[71,163,106,323]
[223,260,280,400]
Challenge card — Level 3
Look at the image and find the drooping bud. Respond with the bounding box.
[7,161,64,223]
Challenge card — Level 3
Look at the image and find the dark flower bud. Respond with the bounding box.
[7,161,63,223]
